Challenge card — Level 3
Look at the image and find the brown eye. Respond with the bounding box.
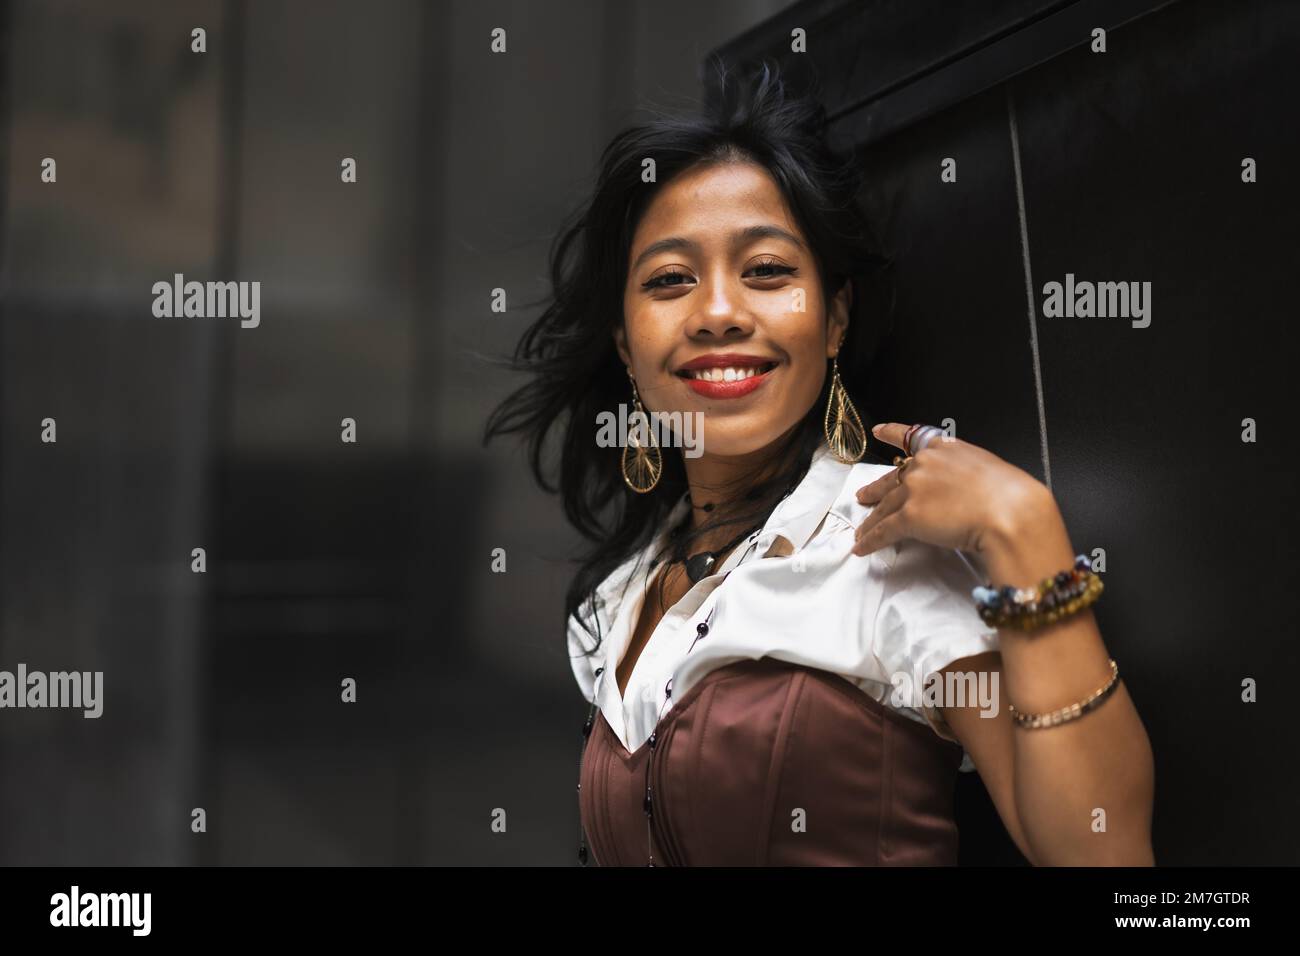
[643,268,693,290]
[746,259,797,280]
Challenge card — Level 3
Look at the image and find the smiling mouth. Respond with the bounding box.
[675,361,778,382]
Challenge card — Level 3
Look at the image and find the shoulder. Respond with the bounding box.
[823,461,899,546]
[815,459,997,651]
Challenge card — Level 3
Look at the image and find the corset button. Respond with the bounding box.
[696,622,709,637]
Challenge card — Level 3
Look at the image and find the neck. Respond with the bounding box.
[680,437,792,538]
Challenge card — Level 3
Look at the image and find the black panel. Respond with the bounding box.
[708,0,1177,144]
[1012,0,1299,864]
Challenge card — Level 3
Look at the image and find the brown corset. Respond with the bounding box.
[578,657,965,866]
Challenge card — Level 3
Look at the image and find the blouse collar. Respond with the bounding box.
[737,443,851,566]
[589,443,852,626]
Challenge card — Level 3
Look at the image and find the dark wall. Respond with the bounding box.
[0,0,791,866]
[707,0,1299,864]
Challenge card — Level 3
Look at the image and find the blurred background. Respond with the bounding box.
[1,0,1296,865]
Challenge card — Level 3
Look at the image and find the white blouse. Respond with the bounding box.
[567,443,1002,773]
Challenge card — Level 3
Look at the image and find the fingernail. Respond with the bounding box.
[871,424,882,434]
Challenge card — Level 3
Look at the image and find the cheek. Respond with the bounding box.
[630,327,671,362]
[785,319,829,367]
[782,326,830,398]
[622,319,678,385]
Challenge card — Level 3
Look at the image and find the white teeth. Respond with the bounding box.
[685,364,771,381]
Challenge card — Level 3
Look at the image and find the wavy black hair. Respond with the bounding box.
[483,58,896,660]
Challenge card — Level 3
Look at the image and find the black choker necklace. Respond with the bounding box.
[685,483,763,513]
[675,469,808,583]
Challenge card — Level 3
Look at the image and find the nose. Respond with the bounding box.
[688,271,754,339]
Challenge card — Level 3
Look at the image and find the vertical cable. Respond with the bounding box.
[1006,83,1053,492]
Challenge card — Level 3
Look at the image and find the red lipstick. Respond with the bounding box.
[675,353,778,400]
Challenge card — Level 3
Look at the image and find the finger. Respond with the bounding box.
[853,482,906,546]
[852,509,908,556]
[868,421,910,452]
[855,467,903,505]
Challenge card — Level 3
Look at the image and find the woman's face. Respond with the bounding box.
[615,160,851,460]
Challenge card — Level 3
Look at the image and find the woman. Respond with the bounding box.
[484,61,1154,866]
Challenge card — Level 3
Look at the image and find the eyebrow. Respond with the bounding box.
[630,224,806,272]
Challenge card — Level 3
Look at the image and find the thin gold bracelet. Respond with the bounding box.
[1008,659,1120,729]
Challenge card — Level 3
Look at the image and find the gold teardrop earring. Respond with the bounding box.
[823,353,868,463]
[621,367,663,493]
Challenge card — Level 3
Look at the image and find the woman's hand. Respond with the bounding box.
[850,422,1059,558]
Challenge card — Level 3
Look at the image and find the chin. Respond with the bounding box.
[692,426,786,460]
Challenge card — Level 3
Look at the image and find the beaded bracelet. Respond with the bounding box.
[972,553,1103,632]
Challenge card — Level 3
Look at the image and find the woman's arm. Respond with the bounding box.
[940,489,1156,866]
[852,423,1156,865]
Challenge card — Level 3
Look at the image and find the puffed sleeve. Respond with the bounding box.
[871,538,1000,769]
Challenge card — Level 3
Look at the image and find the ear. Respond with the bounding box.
[612,324,631,367]
[827,280,853,356]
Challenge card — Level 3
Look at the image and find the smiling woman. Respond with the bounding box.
[615,159,845,462]
[484,60,893,617]
[482,58,1152,866]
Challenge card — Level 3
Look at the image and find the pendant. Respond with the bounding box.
[684,551,717,583]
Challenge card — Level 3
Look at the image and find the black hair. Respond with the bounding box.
[482,57,896,661]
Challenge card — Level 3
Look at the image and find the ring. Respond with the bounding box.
[904,424,943,456]
[892,454,913,482]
